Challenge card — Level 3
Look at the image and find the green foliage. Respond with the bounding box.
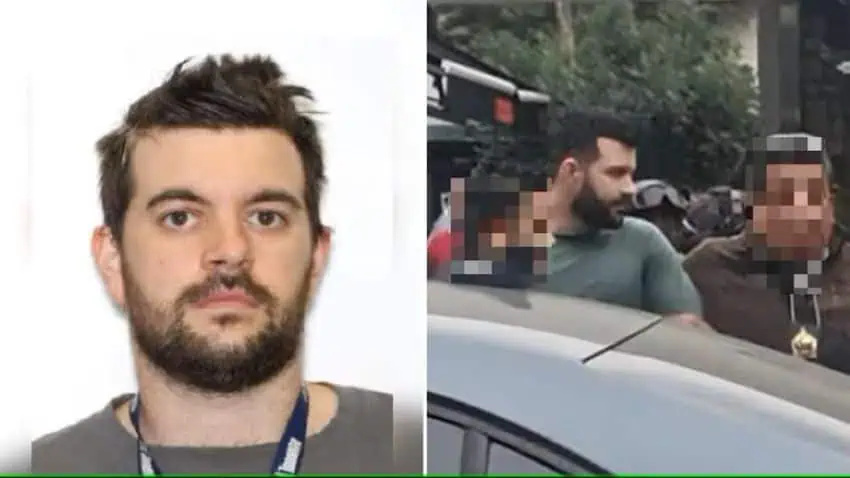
[436,0,760,188]
[434,4,558,48]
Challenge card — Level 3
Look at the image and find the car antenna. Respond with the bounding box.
[580,316,666,364]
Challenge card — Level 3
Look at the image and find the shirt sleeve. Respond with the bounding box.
[641,224,704,316]
[427,230,452,275]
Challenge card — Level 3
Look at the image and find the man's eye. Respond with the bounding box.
[161,210,196,229]
[249,210,285,227]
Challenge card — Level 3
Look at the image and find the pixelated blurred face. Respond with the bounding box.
[486,183,549,249]
[514,190,550,247]
[483,216,507,261]
[478,189,546,276]
[97,127,329,393]
[573,137,637,229]
[449,177,466,226]
[750,163,833,253]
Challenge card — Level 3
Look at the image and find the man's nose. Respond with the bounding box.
[793,190,814,207]
[621,179,637,198]
[203,218,252,269]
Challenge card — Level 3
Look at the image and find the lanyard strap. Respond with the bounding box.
[129,389,309,476]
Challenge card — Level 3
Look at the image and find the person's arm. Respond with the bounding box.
[427,229,452,278]
[641,223,710,328]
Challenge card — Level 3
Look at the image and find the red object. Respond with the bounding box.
[494,97,514,124]
[428,228,452,273]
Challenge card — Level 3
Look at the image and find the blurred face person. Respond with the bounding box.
[557,137,637,230]
[514,189,551,248]
[750,162,833,261]
[484,190,549,267]
[448,177,548,286]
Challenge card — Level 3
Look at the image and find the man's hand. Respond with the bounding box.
[668,313,715,331]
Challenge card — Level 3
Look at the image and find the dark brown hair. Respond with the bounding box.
[548,111,639,175]
[97,54,325,243]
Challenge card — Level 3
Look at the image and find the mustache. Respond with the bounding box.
[176,272,276,309]
[612,195,633,208]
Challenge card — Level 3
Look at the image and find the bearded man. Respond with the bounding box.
[32,54,392,474]
[539,113,704,325]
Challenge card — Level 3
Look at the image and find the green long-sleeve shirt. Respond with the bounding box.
[538,216,703,316]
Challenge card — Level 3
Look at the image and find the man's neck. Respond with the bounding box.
[547,193,580,235]
[130,356,305,447]
[549,212,590,237]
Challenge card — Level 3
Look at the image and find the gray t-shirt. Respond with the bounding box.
[539,216,702,316]
[32,384,392,474]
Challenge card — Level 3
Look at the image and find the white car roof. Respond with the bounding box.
[428,281,850,473]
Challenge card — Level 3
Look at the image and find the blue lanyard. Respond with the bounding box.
[129,389,309,476]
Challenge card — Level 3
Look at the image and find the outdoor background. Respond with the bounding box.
[433,0,761,189]
[431,0,849,230]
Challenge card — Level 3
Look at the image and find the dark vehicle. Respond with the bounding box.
[428,280,850,474]
[427,4,549,229]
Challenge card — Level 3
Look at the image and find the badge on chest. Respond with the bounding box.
[791,325,818,360]
[789,294,822,361]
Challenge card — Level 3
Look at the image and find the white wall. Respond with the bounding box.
[0,46,32,470]
[23,0,425,449]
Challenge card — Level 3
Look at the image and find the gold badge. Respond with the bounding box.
[791,326,818,360]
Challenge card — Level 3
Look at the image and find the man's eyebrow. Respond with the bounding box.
[146,189,210,210]
[144,188,304,211]
[246,189,304,210]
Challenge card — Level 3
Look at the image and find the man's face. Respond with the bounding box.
[571,137,637,229]
[750,162,833,259]
[94,127,329,394]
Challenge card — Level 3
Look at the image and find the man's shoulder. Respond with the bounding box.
[32,401,125,473]
[321,385,392,447]
[333,384,392,421]
[683,234,743,267]
[310,385,394,473]
[618,217,677,256]
[327,384,392,440]
[619,216,668,243]
[621,215,660,233]
[33,407,110,448]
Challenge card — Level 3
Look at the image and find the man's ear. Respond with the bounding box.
[557,156,584,186]
[308,226,333,297]
[91,225,125,308]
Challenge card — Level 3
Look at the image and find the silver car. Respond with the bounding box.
[428,280,850,474]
